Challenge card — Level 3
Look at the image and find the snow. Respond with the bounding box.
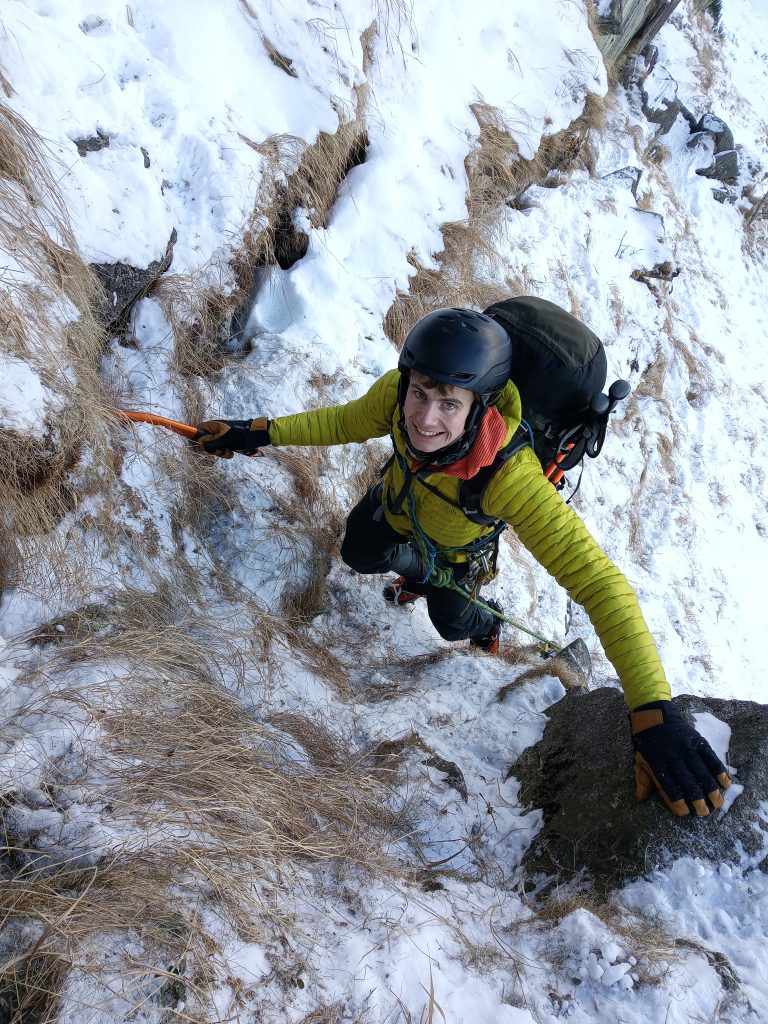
[1,0,768,1022]
[0,352,59,429]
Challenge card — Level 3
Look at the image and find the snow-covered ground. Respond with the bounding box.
[1,0,767,1021]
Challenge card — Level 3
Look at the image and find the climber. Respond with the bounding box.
[193,306,731,818]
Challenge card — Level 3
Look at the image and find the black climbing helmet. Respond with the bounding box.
[397,308,513,465]
[398,307,512,407]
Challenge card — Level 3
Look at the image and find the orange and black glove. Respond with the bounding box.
[631,700,731,817]
[193,417,271,459]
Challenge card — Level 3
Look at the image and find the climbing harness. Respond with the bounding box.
[403,487,561,655]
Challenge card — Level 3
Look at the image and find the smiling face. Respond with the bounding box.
[402,371,475,453]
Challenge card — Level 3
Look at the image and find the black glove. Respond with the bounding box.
[193,417,271,459]
[631,700,731,817]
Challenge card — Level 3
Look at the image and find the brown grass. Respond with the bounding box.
[496,657,585,703]
[688,4,724,94]
[231,86,369,305]
[157,79,370,396]
[267,447,347,617]
[383,90,613,349]
[258,442,376,697]
[520,890,680,987]
[262,36,298,77]
[0,103,125,605]
[3,577,412,1019]
[743,183,768,256]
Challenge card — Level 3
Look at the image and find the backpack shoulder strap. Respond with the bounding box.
[457,423,532,526]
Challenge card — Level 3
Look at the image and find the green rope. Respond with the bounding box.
[432,568,562,653]
[405,490,562,654]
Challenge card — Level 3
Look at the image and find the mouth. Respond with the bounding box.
[412,424,443,439]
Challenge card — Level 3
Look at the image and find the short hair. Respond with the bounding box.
[409,370,476,399]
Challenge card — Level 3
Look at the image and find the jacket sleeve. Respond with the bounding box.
[268,369,399,447]
[485,447,671,709]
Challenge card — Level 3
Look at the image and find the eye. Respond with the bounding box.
[412,387,427,400]
[443,401,457,411]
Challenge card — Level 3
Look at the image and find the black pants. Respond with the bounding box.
[339,486,495,643]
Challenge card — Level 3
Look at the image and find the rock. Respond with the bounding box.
[621,45,656,88]
[74,129,110,157]
[685,131,716,171]
[630,260,680,286]
[508,687,768,886]
[687,113,739,185]
[550,638,592,687]
[423,753,468,802]
[602,166,643,200]
[640,42,659,76]
[596,1,684,65]
[641,67,698,136]
[90,228,177,336]
[696,112,735,153]
[711,185,739,205]
[697,149,740,186]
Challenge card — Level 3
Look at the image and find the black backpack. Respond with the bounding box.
[457,296,630,524]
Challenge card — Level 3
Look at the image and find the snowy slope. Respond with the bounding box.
[1,1,767,1022]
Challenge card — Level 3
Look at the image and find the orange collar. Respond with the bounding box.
[411,407,507,479]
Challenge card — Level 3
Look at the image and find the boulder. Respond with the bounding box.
[509,687,768,886]
[641,67,698,136]
[687,113,739,185]
[685,131,716,171]
[696,112,735,153]
[711,185,740,205]
[74,128,110,157]
[596,0,683,65]
[601,166,643,200]
[90,228,177,337]
[697,150,740,186]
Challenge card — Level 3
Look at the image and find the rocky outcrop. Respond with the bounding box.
[90,228,177,338]
[509,687,768,886]
[627,45,742,197]
[689,113,739,185]
[596,0,683,64]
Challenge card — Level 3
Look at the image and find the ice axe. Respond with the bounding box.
[114,410,265,457]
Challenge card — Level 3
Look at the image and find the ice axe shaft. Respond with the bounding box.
[116,410,202,439]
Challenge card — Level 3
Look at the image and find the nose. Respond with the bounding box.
[419,401,440,426]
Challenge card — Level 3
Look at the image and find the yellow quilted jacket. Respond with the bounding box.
[269,368,670,708]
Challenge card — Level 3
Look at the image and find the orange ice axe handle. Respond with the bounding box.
[118,410,203,440]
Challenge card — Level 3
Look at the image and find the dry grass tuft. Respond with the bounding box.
[383,91,613,348]
[231,87,369,307]
[159,83,370,389]
[262,35,299,77]
[260,444,364,695]
[523,890,680,985]
[0,67,13,98]
[742,183,768,255]
[101,674,405,868]
[0,104,105,341]
[297,1003,347,1024]
[496,656,585,703]
[383,248,509,352]
[0,103,123,603]
[3,576,411,1018]
[160,275,235,379]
